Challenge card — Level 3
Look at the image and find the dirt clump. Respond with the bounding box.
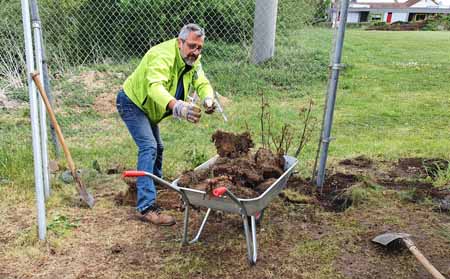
[114,178,137,206]
[285,156,450,213]
[317,173,360,211]
[339,155,373,168]
[115,177,182,210]
[211,130,254,159]
[178,130,285,198]
[390,157,449,179]
[285,173,360,211]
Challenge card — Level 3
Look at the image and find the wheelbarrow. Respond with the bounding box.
[123,155,298,265]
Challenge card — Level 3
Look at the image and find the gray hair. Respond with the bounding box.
[178,23,205,40]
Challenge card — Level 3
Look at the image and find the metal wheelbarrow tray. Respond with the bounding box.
[123,155,298,265]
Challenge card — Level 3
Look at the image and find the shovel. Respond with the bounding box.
[372,232,446,279]
[31,71,95,208]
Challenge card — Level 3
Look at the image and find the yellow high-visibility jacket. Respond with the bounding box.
[123,38,213,124]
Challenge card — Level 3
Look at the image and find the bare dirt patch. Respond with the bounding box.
[2,154,450,278]
[69,71,108,92]
[0,90,24,110]
[93,90,120,115]
[284,155,450,213]
[115,178,182,211]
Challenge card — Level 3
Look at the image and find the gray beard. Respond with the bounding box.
[182,56,196,66]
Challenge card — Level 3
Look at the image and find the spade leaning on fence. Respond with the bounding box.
[32,71,95,208]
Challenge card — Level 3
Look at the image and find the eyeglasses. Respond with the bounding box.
[182,40,203,52]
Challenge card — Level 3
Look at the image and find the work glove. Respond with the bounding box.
[173,100,201,123]
[202,97,216,114]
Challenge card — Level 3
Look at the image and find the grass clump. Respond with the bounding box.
[292,238,343,278]
[431,165,450,189]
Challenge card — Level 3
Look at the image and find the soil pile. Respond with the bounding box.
[178,130,285,198]
[284,155,450,212]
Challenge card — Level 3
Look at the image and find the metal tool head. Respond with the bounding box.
[213,91,228,122]
[74,176,95,208]
[372,232,411,246]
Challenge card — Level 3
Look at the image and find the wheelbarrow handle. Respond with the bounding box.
[122,170,182,194]
[212,187,228,197]
[123,171,147,177]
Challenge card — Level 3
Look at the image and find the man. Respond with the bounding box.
[116,23,215,226]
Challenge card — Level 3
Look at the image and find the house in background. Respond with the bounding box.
[331,0,450,23]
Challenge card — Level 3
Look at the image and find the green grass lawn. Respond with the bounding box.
[334,30,450,159]
[1,29,450,187]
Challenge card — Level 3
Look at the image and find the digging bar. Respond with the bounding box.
[31,71,95,208]
[213,91,227,122]
[372,232,446,279]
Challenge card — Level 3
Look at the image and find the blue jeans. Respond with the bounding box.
[116,89,164,213]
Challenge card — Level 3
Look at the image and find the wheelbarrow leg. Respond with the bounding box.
[182,203,190,245]
[188,208,212,244]
[242,215,258,265]
[251,216,258,263]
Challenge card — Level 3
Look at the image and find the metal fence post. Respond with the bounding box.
[30,0,50,199]
[30,0,61,160]
[252,0,278,64]
[316,0,350,188]
[21,0,47,240]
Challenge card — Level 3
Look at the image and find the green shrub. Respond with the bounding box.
[423,15,450,31]
[41,0,255,64]
[1,0,320,78]
[278,0,320,31]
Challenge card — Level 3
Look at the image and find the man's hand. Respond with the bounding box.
[203,97,216,114]
[173,100,201,123]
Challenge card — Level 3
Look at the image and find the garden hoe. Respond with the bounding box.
[31,71,95,208]
[372,232,446,279]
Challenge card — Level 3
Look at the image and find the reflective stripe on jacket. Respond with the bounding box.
[123,38,213,124]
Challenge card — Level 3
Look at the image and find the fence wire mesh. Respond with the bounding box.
[38,0,255,66]
[2,0,324,181]
[6,0,449,194]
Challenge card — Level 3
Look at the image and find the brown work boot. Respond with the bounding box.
[138,206,176,226]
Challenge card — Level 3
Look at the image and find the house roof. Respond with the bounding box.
[349,0,442,9]
[343,0,450,11]
[363,0,422,9]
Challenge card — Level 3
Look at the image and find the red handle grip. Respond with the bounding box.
[212,187,228,197]
[122,171,147,177]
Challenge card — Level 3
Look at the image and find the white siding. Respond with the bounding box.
[385,12,409,22]
[347,12,361,23]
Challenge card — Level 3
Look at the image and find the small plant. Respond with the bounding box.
[185,147,208,168]
[259,91,316,157]
[431,165,450,189]
[47,214,79,236]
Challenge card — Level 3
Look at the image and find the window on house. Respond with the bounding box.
[370,13,382,21]
[415,14,427,21]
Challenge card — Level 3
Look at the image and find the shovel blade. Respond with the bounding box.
[74,176,95,208]
[79,188,95,208]
[372,232,411,246]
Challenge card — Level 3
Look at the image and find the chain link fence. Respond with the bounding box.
[39,0,255,67]
[1,0,324,181]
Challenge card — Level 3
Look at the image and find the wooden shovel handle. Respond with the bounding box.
[32,71,95,208]
[31,72,76,176]
[403,238,446,279]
